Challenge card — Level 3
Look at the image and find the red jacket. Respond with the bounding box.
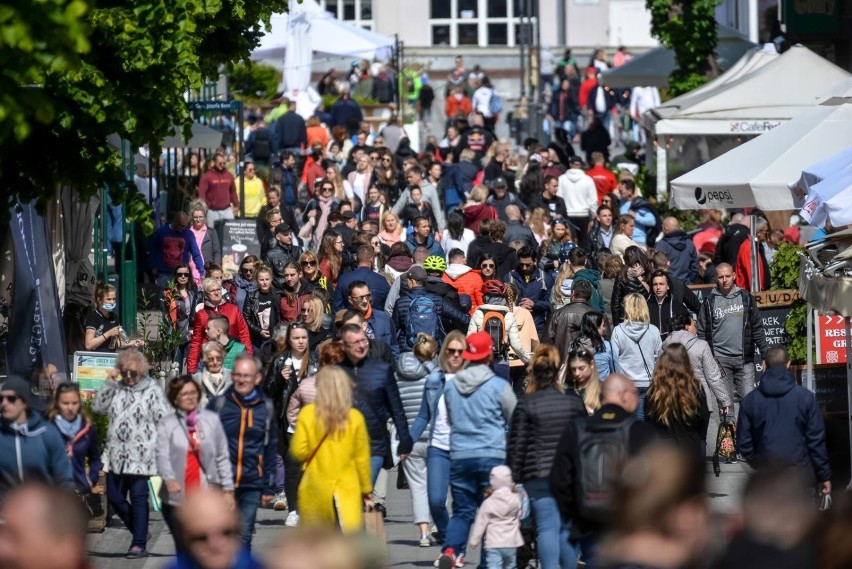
[442,265,485,315]
[445,96,472,121]
[735,238,770,292]
[187,301,252,373]
[586,165,617,205]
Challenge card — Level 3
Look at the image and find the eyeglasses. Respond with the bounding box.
[119,369,141,378]
[350,294,372,302]
[205,355,223,362]
[446,348,464,356]
[321,187,334,193]
[178,390,199,399]
[187,527,240,544]
[371,241,381,247]
[302,260,318,267]
[176,272,191,278]
[206,289,222,295]
[0,395,19,404]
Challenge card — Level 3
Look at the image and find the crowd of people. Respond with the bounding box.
[0,52,841,569]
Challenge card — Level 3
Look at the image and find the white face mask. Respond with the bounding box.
[454,93,463,101]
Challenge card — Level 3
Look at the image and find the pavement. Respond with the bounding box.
[87,460,748,569]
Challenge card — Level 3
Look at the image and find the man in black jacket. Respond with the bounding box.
[713,213,750,267]
[263,224,303,291]
[738,347,831,495]
[545,280,596,353]
[550,374,654,563]
[647,270,689,342]
[339,324,413,485]
[527,175,568,220]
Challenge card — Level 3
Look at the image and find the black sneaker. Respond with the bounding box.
[373,502,387,519]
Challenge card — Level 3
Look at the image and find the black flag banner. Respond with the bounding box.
[7,202,69,388]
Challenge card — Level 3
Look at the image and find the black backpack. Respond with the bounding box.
[252,128,271,161]
[573,415,634,524]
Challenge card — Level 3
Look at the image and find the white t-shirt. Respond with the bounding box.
[430,371,456,451]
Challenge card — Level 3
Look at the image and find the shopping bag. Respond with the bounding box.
[364,505,387,552]
[148,476,163,513]
[712,413,737,477]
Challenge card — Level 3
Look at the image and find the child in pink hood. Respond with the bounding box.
[468,465,524,568]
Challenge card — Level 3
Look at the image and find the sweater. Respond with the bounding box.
[156,409,235,505]
[557,169,597,217]
[93,377,168,476]
[611,322,662,387]
[395,354,439,443]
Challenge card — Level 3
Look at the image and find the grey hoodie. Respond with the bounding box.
[444,364,517,460]
[396,353,438,442]
[706,286,745,358]
[612,321,662,387]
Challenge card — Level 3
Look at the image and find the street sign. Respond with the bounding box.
[816,313,848,364]
[187,100,241,112]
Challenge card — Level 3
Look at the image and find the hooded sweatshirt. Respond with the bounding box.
[0,413,74,496]
[738,366,831,484]
[469,465,525,550]
[557,168,597,217]
[443,263,485,314]
[611,321,662,387]
[396,353,438,442]
[444,365,517,460]
[573,267,604,313]
[656,230,698,284]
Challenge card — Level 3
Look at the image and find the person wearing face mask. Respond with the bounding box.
[445,86,472,126]
[84,282,144,352]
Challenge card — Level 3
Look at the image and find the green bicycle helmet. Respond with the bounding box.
[423,255,447,274]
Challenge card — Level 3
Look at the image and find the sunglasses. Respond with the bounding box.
[120,369,141,378]
[568,349,592,359]
[176,272,191,277]
[289,321,308,330]
[0,394,20,404]
[447,348,464,356]
[519,262,535,268]
[302,260,318,267]
[187,527,240,544]
[481,263,495,269]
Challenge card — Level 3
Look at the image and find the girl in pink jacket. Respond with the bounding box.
[469,465,525,568]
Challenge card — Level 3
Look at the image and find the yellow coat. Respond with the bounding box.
[290,404,372,533]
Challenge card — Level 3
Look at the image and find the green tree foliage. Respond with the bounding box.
[646,0,721,96]
[0,0,288,222]
[770,242,809,364]
[228,62,281,102]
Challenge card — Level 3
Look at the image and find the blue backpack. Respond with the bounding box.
[489,91,503,115]
[406,294,444,348]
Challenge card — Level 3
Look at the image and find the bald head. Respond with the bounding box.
[601,373,639,413]
[505,204,521,221]
[663,217,680,234]
[178,489,242,569]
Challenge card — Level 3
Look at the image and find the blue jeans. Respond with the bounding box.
[635,386,648,421]
[485,548,516,569]
[427,446,451,543]
[525,478,578,569]
[443,457,503,555]
[235,488,262,549]
[106,473,150,548]
[573,533,599,569]
[370,455,385,486]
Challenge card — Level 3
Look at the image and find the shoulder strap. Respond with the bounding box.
[628,330,652,381]
[304,431,330,469]
[264,398,275,447]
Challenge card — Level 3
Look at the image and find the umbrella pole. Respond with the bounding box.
[750,214,759,293]
[807,307,814,392]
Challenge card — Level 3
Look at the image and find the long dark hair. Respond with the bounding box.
[520,160,544,203]
[620,246,652,284]
[578,312,606,353]
[447,210,466,241]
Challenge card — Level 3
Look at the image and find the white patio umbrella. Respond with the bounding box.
[800,169,852,227]
[281,1,318,117]
[791,148,852,210]
[669,92,852,210]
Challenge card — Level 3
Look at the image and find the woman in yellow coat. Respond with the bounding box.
[290,365,373,533]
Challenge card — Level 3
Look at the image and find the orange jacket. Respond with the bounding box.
[586,165,617,205]
[442,265,485,315]
[445,96,472,121]
[307,124,329,149]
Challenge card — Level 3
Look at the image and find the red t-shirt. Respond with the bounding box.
[185,428,202,490]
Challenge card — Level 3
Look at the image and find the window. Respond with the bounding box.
[429,0,532,46]
[321,0,373,30]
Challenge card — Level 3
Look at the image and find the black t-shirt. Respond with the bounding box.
[85,309,120,353]
[256,291,275,331]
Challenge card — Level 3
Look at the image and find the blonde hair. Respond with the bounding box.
[438,330,468,372]
[551,262,576,306]
[381,211,405,237]
[469,184,489,204]
[314,366,354,438]
[188,199,208,217]
[202,277,220,293]
[303,296,325,332]
[413,333,439,362]
[623,293,650,324]
[568,351,602,413]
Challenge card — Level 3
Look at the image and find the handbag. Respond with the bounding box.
[820,493,833,511]
[148,477,163,512]
[396,465,409,490]
[712,412,738,477]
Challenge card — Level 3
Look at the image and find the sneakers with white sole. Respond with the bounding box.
[284,510,300,527]
[419,533,432,547]
[273,492,288,511]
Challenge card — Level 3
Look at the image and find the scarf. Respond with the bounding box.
[202,369,226,395]
[627,265,644,279]
[55,415,83,439]
[314,194,335,245]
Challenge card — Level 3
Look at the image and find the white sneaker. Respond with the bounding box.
[419,533,432,547]
[284,510,300,527]
[273,492,288,511]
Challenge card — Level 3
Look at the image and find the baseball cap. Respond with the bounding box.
[274,222,291,235]
[341,211,357,220]
[492,177,508,189]
[463,332,493,362]
[405,266,428,281]
[568,156,584,167]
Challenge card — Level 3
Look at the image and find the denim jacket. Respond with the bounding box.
[409,369,446,444]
